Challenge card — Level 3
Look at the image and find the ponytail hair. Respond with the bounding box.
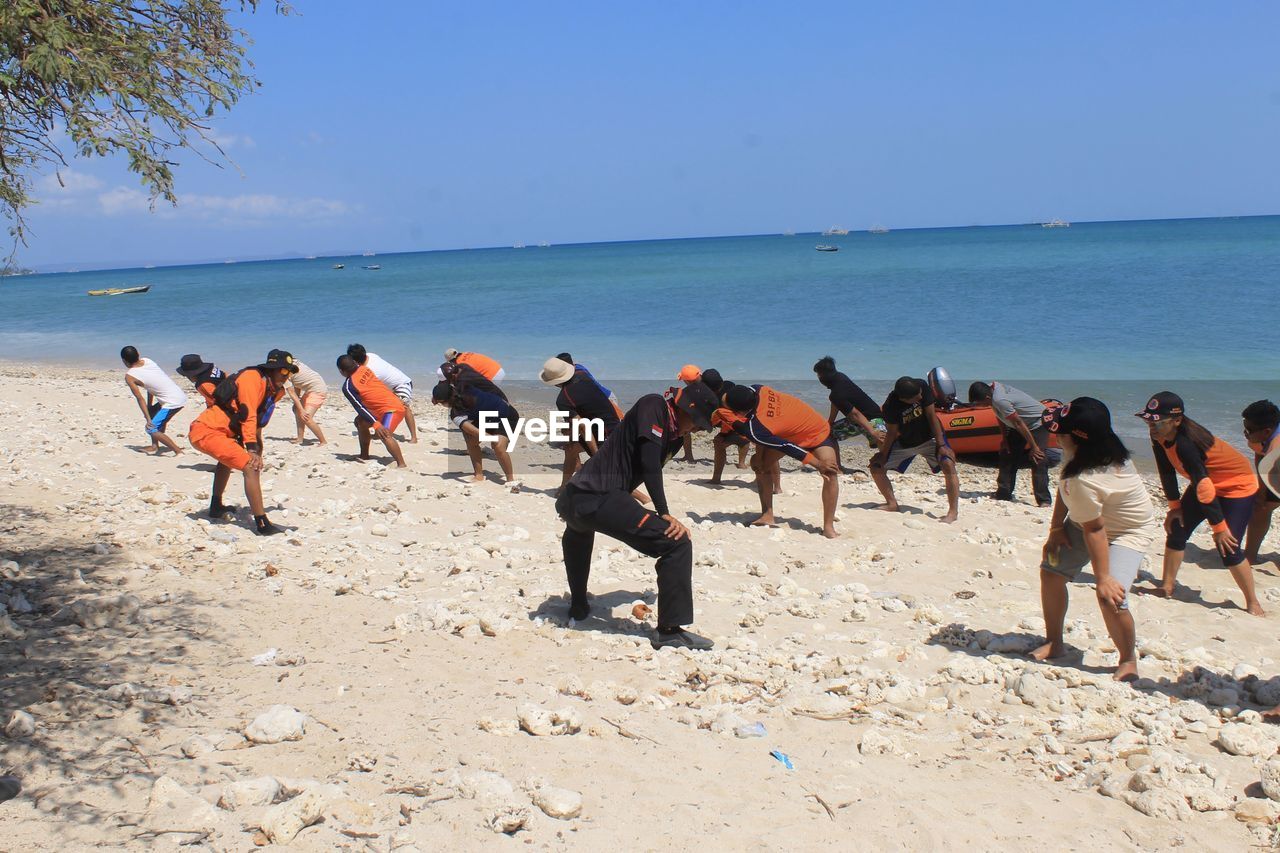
[1177,416,1216,455]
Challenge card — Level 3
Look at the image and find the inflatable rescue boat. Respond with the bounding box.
[927,367,1062,455]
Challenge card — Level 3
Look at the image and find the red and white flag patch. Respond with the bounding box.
[650,424,664,439]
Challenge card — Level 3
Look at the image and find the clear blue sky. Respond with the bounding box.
[21,2,1280,269]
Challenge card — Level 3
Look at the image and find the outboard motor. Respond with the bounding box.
[927,366,958,411]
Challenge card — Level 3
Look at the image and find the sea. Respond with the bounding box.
[3,216,1277,457]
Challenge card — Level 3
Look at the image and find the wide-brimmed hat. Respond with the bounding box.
[1260,444,1280,500]
[672,382,718,430]
[259,349,299,374]
[444,348,460,361]
[1136,391,1184,422]
[539,356,576,386]
[176,354,212,378]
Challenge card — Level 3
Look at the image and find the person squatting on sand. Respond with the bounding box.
[540,355,621,493]
[813,356,886,450]
[700,368,752,484]
[969,380,1053,507]
[187,349,298,535]
[120,345,186,456]
[1137,391,1264,616]
[432,380,517,484]
[722,384,842,538]
[555,381,721,650]
[337,355,407,468]
[871,376,960,523]
[347,344,419,443]
[285,358,328,445]
[1242,399,1280,564]
[1036,398,1156,682]
[176,353,227,409]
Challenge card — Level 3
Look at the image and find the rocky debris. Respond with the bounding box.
[347,752,377,772]
[4,710,35,739]
[180,735,215,759]
[477,716,520,737]
[1234,798,1280,824]
[65,593,143,629]
[1122,789,1194,822]
[531,785,583,820]
[145,775,221,833]
[1262,758,1280,802]
[487,805,530,834]
[259,788,329,844]
[0,612,25,639]
[517,704,582,736]
[859,727,904,756]
[218,776,282,811]
[244,705,307,744]
[1216,722,1276,757]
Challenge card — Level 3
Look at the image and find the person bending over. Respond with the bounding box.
[540,356,622,492]
[1242,400,1280,564]
[285,357,328,445]
[337,355,406,467]
[176,354,227,409]
[870,376,960,523]
[813,356,885,449]
[432,381,517,483]
[121,345,186,456]
[969,380,1051,506]
[347,344,419,443]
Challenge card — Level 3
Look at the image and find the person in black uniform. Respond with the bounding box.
[555,381,720,650]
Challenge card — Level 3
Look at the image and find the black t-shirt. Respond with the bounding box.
[881,379,935,447]
[571,394,681,510]
[555,374,620,435]
[824,372,882,420]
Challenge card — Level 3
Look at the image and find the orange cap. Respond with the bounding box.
[677,364,702,382]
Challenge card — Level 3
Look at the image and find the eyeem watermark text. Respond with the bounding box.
[477,411,605,449]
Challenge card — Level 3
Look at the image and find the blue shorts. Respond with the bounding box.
[146,404,182,435]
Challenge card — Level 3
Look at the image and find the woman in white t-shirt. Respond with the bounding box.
[285,359,328,445]
[1035,397,1156,682]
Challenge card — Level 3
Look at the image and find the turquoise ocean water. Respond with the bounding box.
[2,216,1277,454]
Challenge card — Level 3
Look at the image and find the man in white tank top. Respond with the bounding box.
[121,345,187,455]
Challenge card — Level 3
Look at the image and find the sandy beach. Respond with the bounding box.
[3,362,1280,851]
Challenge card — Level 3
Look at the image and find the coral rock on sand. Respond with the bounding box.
[859,727,904,756]
[260,788,329,844]
[1216,722,1275,757]
[0,613,25,639]
[532,785,583,820]
[1261,757,1280,802]
[488,805,530,834]
[4,710,35,739]
[244,705,307,744]
[67,593,143,628]
[517,704,581,736]
[145,776,221,832]
[218,777,282,811]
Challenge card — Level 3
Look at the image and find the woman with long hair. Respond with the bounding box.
[1037,398,1156,682]
[1137,391,1263,615]
[431,381,518,484]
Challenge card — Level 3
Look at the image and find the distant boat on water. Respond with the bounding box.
[362,264,381,270]
[88,285,150,296]
[783,229,796,236]
[513,243,526,249]
[869,224,890,234]
[362,251,376,257]
[815,244,839,253]
[332,263,345,270]
[1041,219,1070,228]
[537,241,550,248]
[822,226,849,236]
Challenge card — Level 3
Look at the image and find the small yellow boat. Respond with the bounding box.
[88,285,150,296]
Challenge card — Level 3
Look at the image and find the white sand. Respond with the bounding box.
[1,362,1279,850]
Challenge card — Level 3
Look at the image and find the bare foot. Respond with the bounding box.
[410,437,419,444]
[141,446,158,455]
[876,502,901,513]
[1264,704,1280,722]
[1134,585,1174,598]
[1030,641,1066,661]
[317,440,327,446]
[1113,661,1139,682]
[735,462,750,469]
[1247,601,1267,617]
[823,526,839,539]
[750,513,778,527]
[290,437,303,444]
[940,511,958,524]
[395,462,408,469]
[472,474,484,482]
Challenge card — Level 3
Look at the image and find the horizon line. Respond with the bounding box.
[25,211,1279,276]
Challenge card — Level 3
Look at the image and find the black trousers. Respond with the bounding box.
[555,487,694,627]
[997,426,1052,504]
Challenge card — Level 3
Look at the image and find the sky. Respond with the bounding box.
[18,2,1280,270]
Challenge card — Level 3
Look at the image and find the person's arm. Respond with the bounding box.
[1081,517,1124,608]
[125,375,150,419]
[239,377,265,450]
[827,402,838,424]
[638,440,670,516]
[848,408,877,437]
[873,423,899,465]
[925,403,955,462]
[342,378,377,424]
[1152,442,1181,503]
[1173,433,1228,533]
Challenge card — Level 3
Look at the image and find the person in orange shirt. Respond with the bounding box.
[1136,391,1263,615]
[187,349,297,535]
[442,348,505,382]
[724,384,842,538]
[337,355,407,468]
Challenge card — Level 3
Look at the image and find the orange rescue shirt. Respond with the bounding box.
[458,352,502,381]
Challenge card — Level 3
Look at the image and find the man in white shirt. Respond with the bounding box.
[121,345,186,456]
[346,343,418,442]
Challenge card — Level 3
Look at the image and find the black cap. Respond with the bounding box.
[1136,391,1184,422]
[724,383,759,414]
[1044,397,1112,441]
[672,381,719,430]
[177,354,212,378]
[700,368,723,393]
[260,349,300,374]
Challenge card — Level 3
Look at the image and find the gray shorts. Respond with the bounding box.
[395,382,413,403]
[1040,522,1145,610]
[877,440,948,474]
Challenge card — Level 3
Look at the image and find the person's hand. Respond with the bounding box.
[374,425,391,441]
[1042,527,1069,564]
[1164,508,1183,534]
[1096,575,1126,610]
[938,444,956,463]
[1028,443,1046,464]
[661,514,689,540]
[247,452,263,472]
[813,457,839,478]
[1213,528,1240,557]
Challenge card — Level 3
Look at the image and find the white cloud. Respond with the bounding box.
[97,186,152,215]
[91,187,352,222]
[38,169,105,195]
[209,132,256,150]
